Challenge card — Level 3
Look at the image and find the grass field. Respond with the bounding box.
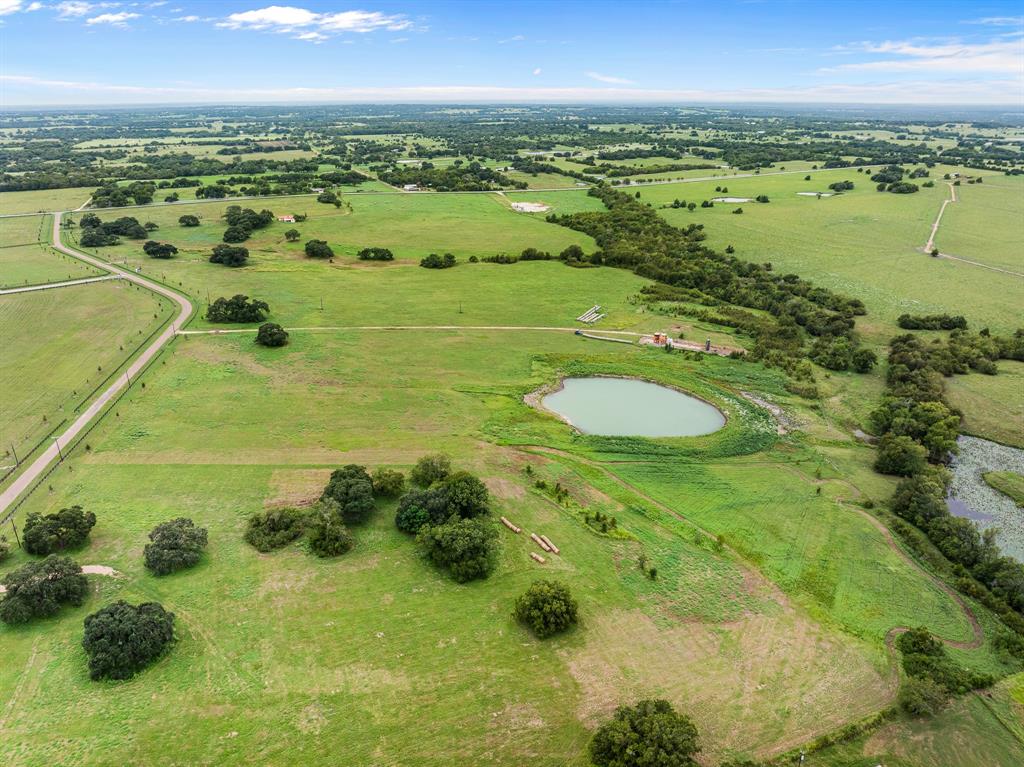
[2,154,1022,766]
[635,166,1024,339]
[0,214,105,288]
[1,329,912,766]
[0,188,93,215]
[0,280,174,462]
[936,175,1024,271]
[947,360,1024,449]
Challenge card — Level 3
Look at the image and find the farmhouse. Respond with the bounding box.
[277,215,295,223]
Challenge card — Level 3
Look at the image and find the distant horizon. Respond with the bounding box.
[1,1,1022,107]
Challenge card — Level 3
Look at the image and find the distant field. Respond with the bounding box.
[0,187,93,214]
[0,279,173,455]
[0,214,105,288]
[636,166,1024,338]
[947,360,1024,449]
[936,176,1024,272]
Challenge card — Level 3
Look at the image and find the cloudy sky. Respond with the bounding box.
[0,0,1022,106]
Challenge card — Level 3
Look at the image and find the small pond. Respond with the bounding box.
[541,377,725,437]
[948,435,1024,562]
[711,196,751,203]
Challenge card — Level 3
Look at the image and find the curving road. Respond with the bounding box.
[0,213,193,518]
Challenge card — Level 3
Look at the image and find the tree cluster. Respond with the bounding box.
[206,294,269,323]
[23,505,96,555]
[142,240,178,259]
[304,239,334,259]
[897,313,968,331]
[209,243,249,267]
[78,213,148,246]
[82,601,175,680]
[222,206,274,242]
[357,247,395,261]
[395,454,498,582]
[245,507,305,552]
[0,556,88,625]
[895,627,992,716]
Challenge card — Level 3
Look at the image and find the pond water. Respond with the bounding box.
[541,377,725,437]
[711,196,751,203]
[948,435,1024,562]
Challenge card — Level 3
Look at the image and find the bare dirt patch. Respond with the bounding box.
[266,468,333,508]
[510,202,551,213]
[561,608,888,762]
[484,476,525,500]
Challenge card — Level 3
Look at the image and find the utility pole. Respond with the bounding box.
[320,296,324,311]
[54,438,64,462]
[10,519,21,549]
[9,443,17,466]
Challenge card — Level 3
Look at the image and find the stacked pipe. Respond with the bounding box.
[500,516,521,533]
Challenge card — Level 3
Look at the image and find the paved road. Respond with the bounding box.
[0,274,121,295]
[0,215,193,518]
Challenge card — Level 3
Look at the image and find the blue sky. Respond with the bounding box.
[1,1,1022,106]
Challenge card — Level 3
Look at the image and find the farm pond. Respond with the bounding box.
[541,377,725,437]
[948,435,1024,562]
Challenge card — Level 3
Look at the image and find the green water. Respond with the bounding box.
[542,377,725,437]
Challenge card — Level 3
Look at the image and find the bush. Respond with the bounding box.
[255,322,289,347]
[23,505,97,555]
[321,464,375,524]
[874,434,928,477]
[371,467,406,497]
[899,675,949,716]
[206,294,269,323]
[357,247,394,261]
[306,499,354,557]
[284,228,300,242]
[245,507,305,552]
[209,243,249,267]
[0,556,88,624]
[851,348,878,373]
[144,518,208,575]
[29,511,85,559]
[82,601,175,680]
[897,313,968,331]
[590,699,701,767]
[513,580,579,638]
[410,453,452,487]
[80,229,120,247]
[178,214,200,227]
[0,535,9,563]
[304,239,334,259]
[420,252,456,269]
[417,516,498,582]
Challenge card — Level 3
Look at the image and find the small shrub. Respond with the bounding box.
[306,499,354,557]
[410,453,452,487]
[321,464,375,524]
[304,239,334,259]
[245,507,305,552]
[82,601,175,680]
[371,467,406,498]
[513,580,579,638]
[899,676,949,717]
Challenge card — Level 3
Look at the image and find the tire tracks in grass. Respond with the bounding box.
[515,443,986,755]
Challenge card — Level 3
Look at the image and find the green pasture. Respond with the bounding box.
[0,187,93,215]
[0,279,173,457]
[936,175,1024,271]
[635,166,1024,339]
[2,329,915,765]
[0,214,104,288]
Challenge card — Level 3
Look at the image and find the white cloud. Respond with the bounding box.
[218,5,411,40]
[56,1,98,17]
[0,0,24,15]
[390,36,408,43]
[532,67,542,76]
[86,11,139,26]
[585,71,634,85]
[6,73,1019,106]
[824,38,1024,74]
[498,34,525,44]
[964,16,1023,26]
[26,1,42,9]
[175,15,199,22]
